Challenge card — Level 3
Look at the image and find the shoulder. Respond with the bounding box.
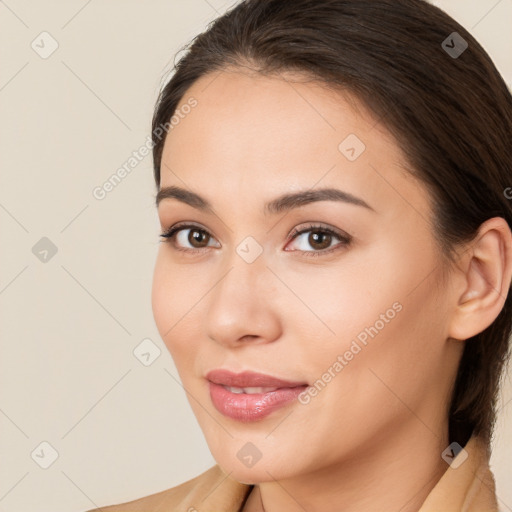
[84,464,252,512]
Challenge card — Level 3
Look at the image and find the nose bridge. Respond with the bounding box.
[205,238,280,345]
[218,220,269,290]
[213,239,269,310]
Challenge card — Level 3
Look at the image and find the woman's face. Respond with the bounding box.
[152,69,462,483]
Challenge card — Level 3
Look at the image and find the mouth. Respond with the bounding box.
[205,369,309,422]
[219,385,283,394]
[206,369,308,388]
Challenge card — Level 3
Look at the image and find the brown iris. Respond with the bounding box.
[188,229,210,248]
[307,231,332,250]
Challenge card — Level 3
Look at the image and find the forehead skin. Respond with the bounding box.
[159,68,434,239]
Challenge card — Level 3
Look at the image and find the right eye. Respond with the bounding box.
[159,223,221,253]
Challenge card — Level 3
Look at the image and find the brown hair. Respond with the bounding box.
[151,0,512,449]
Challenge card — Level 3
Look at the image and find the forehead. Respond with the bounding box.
[164,68,389,165]
[159,68,428,220]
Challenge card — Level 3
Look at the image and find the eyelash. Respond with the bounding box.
[159,222,352,258]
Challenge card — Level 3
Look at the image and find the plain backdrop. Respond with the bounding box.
[0,1,511,511]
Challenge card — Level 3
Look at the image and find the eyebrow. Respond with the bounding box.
[155,185,375,215]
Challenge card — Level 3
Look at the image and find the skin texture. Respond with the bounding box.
[152,69,512,512]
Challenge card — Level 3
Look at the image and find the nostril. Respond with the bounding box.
[239,334,259,342]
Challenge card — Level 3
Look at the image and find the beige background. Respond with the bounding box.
[0,1,511,511]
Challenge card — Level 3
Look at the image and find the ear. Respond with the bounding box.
[448,217,512,341]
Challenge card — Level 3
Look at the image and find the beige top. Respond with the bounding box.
[86,435,499,512]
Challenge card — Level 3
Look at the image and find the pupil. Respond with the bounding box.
[190,230,207,247]
[310,232,330,249]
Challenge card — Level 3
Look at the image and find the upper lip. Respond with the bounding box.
[206,369,308,388]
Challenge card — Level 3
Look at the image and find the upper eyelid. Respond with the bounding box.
[162,221,347,236]
[290,223,350,238]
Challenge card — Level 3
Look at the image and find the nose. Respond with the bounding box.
[205,253,282,349]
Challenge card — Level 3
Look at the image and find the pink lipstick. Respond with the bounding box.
[206,369,308,422]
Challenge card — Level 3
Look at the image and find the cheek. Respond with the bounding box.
[151,251,205,371]
[292,238,439,372]
[152,253,186,352]
[312,247,446,419]
[151,253,171,338]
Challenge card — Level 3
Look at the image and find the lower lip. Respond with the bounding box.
[208,381,307,422]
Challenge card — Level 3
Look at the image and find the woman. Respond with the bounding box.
[87,0,512,510]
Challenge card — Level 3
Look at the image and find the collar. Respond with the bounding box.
[417,435,498,512]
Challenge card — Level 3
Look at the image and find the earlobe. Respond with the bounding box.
[448,217,512,341]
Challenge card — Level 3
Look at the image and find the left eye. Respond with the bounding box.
[286,225,352,255]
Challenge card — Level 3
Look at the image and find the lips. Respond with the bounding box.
[206,369,309,422]
[206,369,308,388]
